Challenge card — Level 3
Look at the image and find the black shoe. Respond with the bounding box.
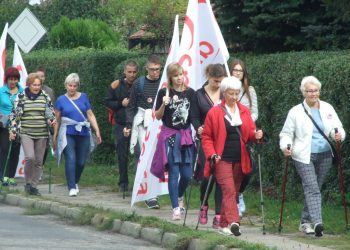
[24,183,32,193]
[145,198,160,209]
[314,223,324,237]
[230,222,242,236]
[29,186,41,196]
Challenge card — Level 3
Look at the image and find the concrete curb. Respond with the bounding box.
[0,193,232,250]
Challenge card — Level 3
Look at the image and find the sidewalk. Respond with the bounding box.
[4,182,332,250]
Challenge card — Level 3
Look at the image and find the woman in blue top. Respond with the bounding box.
[0,67,23,186]
[53,73,102,197]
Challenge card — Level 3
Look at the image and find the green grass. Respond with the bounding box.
[42,155,350,249]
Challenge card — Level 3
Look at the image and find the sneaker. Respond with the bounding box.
[69,189,77,197]
[145,198,160,209]
[29,186,41,196]
[299,223,315,234]
[8,178,17,186]
[75,184,79,194]
[218,227,233,236]
[178,197,185,214]
[314,223,324,237]
[172,207,181,220]
[199,205,208,225]
[238,193,246,213]
[2,177,9,186]
[212,215,221,229]
[24,183,32,193]
[230,222,241,236]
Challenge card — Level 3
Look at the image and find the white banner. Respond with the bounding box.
[131,15,180,206]
[131,0,230,206]
[13,43,28,178]
[0,23,8,86]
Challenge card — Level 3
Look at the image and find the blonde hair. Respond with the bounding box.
[166,63,185,90]
[26,73,42,86]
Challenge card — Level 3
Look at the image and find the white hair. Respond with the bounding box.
[300,76,321,93]
[220,76,242,93]
[64,73,80,87]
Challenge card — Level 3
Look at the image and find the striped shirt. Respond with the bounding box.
[10,90,55,139]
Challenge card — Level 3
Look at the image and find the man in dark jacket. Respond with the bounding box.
[105,60,138,192]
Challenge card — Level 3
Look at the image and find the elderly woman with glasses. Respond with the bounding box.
[279,76,345,237]
[202,76,263,236]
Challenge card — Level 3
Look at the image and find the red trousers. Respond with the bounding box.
[215,161,243,227]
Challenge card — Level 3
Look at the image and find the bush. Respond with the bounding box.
[48,17,121,49]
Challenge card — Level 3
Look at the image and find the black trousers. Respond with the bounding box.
[0,127,21,178]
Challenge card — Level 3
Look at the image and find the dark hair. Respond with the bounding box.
[147,54,161,65]
[36,66,46,73]
[4,67,20,82]
[229,59,252,107]
[205,64,226,79]
[124,60,138,71]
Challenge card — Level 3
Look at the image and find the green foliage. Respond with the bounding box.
[48,17,121,49]
[213,0,350,52]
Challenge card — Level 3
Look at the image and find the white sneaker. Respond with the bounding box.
[238,193,246,213]
[299,223,314,234]
[75,184,79,194]
[69,189,77,197]
[218,227,233,236]
[172,207,181,220]
[178,197,185,214]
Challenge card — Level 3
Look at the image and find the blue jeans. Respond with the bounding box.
[63,135,90,190]
[167,143,193,209]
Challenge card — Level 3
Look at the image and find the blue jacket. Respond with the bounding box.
[0,84,24,115]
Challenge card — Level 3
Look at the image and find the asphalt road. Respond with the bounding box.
[0,203,163,250]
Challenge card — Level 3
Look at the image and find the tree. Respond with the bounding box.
[48,17,120,49]
[213,0,350,52]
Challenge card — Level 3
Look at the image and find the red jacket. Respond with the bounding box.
[201,101,257,177]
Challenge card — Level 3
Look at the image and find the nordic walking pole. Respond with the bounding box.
[257,142,266,235]
[183,140,201,226]
[0,141,13,193]
[278,143,291,233]
[195,156,216,230]
[49,146,54,193]
[334,128,349,229]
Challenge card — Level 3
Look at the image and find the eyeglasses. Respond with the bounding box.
[147,67,161,72]
[304,89,319,94]
[232,69,243,73]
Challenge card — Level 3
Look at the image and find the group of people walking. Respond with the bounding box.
[0,54,344,238]
[106,54,345,238]
[0,67,101,197]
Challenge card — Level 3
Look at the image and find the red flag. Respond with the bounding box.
[13,43,28,88]
[0,23,8,86]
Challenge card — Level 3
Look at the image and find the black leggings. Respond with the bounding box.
[200,177,222,214]
[0,128,21,178]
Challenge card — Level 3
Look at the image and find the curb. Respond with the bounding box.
[0,192,233,250]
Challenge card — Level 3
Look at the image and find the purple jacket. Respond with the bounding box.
[150,125,193,180]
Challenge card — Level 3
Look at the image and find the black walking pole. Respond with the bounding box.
[334,128,349,229]
[257,142,266,235]
[195,156,216,230]
[278,144,291,233]
[0,141,13,193]
[123,138,130,200]
[183,140,201,227]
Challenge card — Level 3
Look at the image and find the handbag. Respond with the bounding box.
[301,103,338,165]
[220,105,256,170]
[65,95,98,152]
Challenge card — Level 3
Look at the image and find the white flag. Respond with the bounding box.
[13,43,28,88]
[0,23,8,87]
[131,15,180,206]
[179,0,230,90]
[13,43,28,178]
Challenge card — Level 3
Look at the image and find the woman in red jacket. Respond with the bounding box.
[202,76,263,236]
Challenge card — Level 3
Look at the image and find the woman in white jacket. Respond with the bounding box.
[279,76,345,237]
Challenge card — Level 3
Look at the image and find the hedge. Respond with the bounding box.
[8,49,349,202]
